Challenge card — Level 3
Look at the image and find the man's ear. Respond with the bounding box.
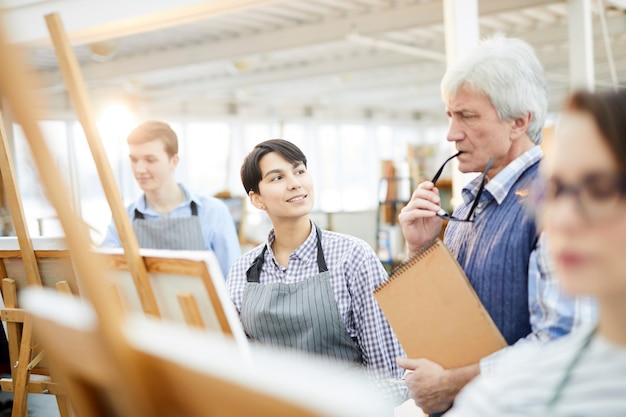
[170,153,180,169]
[249,191,266,210]
[511,113,532,140]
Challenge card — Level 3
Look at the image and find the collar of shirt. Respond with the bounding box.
[135,183,203,215]
[266,221,318,269]
[461,146,543,212]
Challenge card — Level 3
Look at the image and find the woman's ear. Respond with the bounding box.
[249,191,266,210]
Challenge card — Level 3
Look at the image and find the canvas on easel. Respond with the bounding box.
[93,247,250,357]
[373,238,506,368]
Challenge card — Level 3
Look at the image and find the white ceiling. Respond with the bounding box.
[2,0,625,123]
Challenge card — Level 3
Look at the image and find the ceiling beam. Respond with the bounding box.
[2,0,287,45]
[142,52,427,101]
[510,9,626,46]
[36,0,444,88]
[36,0,561,90]
[132,37,626,109]
[478,0,561,14]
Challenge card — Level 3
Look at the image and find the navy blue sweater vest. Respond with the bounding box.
[444,161,539,345]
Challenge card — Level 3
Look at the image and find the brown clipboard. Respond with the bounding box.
[373,238,507,368]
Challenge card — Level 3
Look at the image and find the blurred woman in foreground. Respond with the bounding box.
[446,89,626,416]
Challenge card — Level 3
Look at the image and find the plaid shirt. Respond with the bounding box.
[227,223,407,399]
[461,146,599,373]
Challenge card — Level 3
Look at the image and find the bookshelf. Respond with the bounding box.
[376,175,413,273]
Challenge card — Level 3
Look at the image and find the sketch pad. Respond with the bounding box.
[373,238,506,368]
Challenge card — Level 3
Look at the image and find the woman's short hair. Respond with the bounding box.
[441,34,548,145]
[127,120,178,158]
[241,139,307,195]
[564,88,626,173]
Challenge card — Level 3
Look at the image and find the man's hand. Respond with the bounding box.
[396,357,479,414]
[398,181,444,257]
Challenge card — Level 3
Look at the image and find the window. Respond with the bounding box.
[8,118,429,243]
[183,122,231,197]
[13,121,70,237]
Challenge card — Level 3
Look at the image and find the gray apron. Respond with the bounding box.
[242,226,362,363]
[132,201,205,250]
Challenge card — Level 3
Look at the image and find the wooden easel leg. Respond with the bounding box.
[1,279,27,417]
[11,317,33,417]
[55,395,72,417]
[2,279,21,379]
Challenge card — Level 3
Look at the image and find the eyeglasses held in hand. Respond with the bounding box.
[532,172,626,223]
[431,152,493,223]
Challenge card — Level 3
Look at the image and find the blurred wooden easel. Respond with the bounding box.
[0,115,74,416]
[43,11,249,344]
[0,9,155,417]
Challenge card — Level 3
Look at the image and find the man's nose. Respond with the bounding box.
[134,161,147,172]
[447,118,465,142]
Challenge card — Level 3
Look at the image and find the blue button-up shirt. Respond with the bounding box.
[100,184,241,277]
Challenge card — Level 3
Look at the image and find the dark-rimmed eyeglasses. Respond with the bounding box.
[532,172,626,223]
[431,152,493,223]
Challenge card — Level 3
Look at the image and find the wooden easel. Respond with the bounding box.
[43,13,161,318]
[43,12,239,346]
[0,115,73,417]
[0,10,155,417]
[19,289,153,417]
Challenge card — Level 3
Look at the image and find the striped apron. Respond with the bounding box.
[132,201,205,250]
[241,226,362,363]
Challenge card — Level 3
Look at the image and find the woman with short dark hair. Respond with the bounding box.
[228,139,406,402]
